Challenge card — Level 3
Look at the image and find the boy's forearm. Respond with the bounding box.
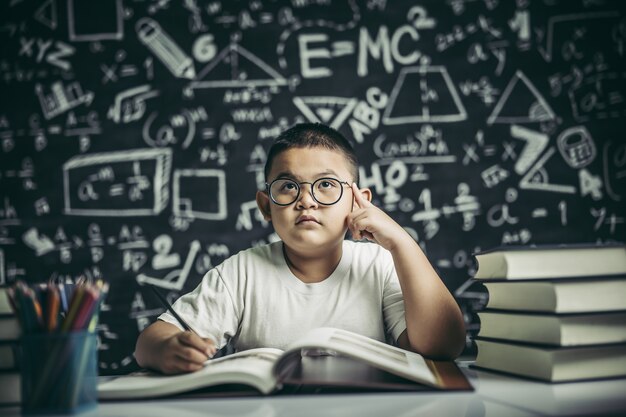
[390,235,466,359]
[134,320,180,370]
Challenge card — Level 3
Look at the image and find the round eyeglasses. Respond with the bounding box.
[266,177,351,206]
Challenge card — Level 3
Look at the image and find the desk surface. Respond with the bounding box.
[2,363,625,417]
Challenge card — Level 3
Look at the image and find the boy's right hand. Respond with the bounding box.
[157,331,217,374]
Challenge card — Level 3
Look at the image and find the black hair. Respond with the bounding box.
[264,123,359,183]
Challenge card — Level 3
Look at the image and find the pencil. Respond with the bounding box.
[147,285,199,335]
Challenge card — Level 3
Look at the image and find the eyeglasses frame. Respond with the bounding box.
[265,177,352,206]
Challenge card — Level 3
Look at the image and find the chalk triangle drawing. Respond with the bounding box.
[292,97,357,130]
[382,65,467,125]
[487,70,556,124]
[34,0,57,30]
[519,147,576,194]
[190,43,288,89]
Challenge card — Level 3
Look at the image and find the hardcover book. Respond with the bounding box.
[482,278,626,313]
[473,244,626,280]
[99,327,472,399]
[474,338,626,382]
[477,311,626,346]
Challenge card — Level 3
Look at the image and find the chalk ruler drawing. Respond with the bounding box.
[63,148,172,216]
[173,169,227,221]
[487,70,556,124]
[189,43,288,89]
[68,0,124,42]
[383,65,467,124]
[136,240,201,291]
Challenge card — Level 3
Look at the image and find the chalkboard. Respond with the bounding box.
[1,0,625,373]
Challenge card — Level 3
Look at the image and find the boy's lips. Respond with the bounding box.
[296,215,320,225]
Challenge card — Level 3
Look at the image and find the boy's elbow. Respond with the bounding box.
[400,319,466,360]
[437,315,467,360]
[415,336,464,361]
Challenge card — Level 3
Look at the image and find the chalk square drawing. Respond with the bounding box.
[293,96,357,130]
[68,0,123,42]
[172,169,227,221]
[487,70,556,125]
[63,148,172,216]
[189,43,288,89]
[382,66,467,125]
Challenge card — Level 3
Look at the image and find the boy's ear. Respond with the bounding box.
[361,187,372,202]
[256,190,272,221]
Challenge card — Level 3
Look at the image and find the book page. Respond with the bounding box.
[279,328,438,387]
[98,348,283,399]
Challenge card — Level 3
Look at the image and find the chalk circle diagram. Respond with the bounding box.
[487,70,557,125]
[188,43,288,89]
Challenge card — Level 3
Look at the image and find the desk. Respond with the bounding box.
[2,363,625,417]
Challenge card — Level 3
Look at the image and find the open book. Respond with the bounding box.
[98,327,471,399]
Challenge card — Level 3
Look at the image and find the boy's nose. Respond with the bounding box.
[296,186,318,209]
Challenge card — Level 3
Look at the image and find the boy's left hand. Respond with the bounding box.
[347,183,410,252]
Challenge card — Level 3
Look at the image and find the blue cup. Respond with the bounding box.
[20,331,98,414]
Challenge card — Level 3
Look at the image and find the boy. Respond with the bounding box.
[135,123,465,374]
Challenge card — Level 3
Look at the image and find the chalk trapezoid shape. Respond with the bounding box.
[383,66,467,125]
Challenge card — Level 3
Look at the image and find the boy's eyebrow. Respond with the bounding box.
[273,170,341,181]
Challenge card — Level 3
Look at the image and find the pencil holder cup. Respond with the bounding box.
[20,331,98,414]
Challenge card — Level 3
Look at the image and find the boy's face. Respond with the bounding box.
[256,146,367,255]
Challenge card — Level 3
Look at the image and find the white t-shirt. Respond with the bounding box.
[158,240,407,351]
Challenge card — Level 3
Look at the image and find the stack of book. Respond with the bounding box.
[471,244,626,382]
[0,286,21,405]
